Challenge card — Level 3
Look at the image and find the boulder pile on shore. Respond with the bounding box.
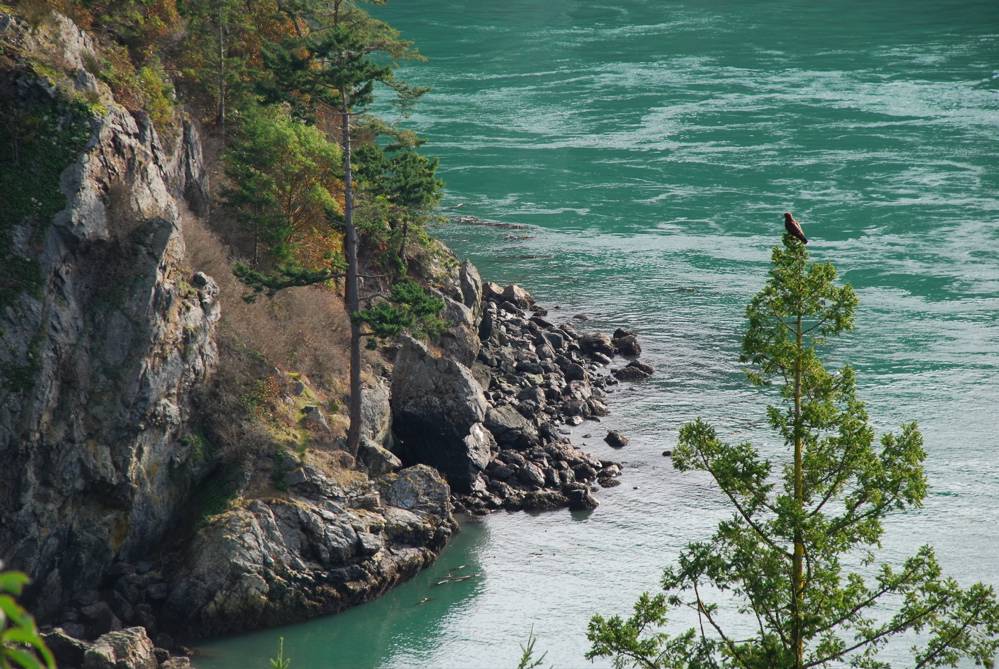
[394,269,654,516]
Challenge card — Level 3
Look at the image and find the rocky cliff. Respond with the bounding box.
[0,12,219,622]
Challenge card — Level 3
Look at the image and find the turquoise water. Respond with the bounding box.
[199,1,999,666]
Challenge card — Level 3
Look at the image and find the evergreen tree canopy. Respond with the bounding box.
[224,104,342,264]
[587,235,999,669]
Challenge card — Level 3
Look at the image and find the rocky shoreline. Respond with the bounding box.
[0,13,655,668]
[449,279,652,515]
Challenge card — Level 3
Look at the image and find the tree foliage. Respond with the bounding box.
[0,570,54,669]
[224,104,342,264]
[587,235,999,669]
[355,279,444,339]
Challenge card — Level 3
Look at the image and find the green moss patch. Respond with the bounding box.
[0,73,93,309]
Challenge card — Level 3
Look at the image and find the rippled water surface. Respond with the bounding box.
[199,1,999,666]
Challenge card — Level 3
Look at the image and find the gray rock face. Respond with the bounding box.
[484,405,540,451]
[360,377,392,446]
[0,26,218,621]
[502,284,534,309]
[164,465,451,638]
[437,295,480,367]
[391,336,489,492]
[458,261,482,316]
[360,438,402,477]
[83,627,158,669]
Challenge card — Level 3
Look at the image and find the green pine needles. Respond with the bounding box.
[587,234,999,669]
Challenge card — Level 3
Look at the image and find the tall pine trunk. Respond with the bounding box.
[342,102,362,459]
[792,311,804,668]
[216,0,226,135]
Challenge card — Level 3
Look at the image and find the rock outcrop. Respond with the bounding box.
[161,465,452,638]
[0,13,219,621]
[391,336,491,492]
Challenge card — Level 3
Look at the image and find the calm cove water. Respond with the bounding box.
[198,1,999,666]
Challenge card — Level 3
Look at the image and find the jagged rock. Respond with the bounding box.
[502,284,534,309]
[300,405,332,433]
[578,333,615,357]
[83,627,158,669]
[161,658,192,669]
[361,377,392,446]
[437,295,480,367]
[458,261,482,315]
[359,438,402,477]
[613,334,641,357]
[604,431,629,448]
[163,465,451,638]
[566,487,599,511]
[43,628,89,668]
[0,26,219,619]
[483,282,505,302]
[478,303,496,341]
[484,405,540,451]
[391,336,489,492]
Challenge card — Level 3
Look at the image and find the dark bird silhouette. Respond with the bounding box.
[784,212,808,244]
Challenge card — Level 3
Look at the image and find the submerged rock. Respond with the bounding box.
[604,431,630,449]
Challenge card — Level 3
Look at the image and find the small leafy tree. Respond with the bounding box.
[0,569,54,669]
[588,235,999,668]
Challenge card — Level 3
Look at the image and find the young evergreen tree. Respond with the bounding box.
[224,104,341,265]
[587,234,999,669]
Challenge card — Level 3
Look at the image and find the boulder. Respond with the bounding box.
[437,295,481,367]
[612,360,654,382]
[566,487,599,511]
[517,462,546,488]
[604,431,629,448]
[458,261,483,315]
[579,333,615,357]
[359,438,402,477]
[391,336,489,492]
[502,284,534,309]
[360,377,392,446]
[83,627,158,669]
[485,405,540,451]
[378,465,452,518]
[628,360,655,375]
[613,334,641,357]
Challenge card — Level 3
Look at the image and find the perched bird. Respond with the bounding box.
[784,211,808,244]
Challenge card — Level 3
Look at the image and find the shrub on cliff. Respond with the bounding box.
[587,235,999,668]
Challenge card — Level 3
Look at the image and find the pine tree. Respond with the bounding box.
[587,234,999,669]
